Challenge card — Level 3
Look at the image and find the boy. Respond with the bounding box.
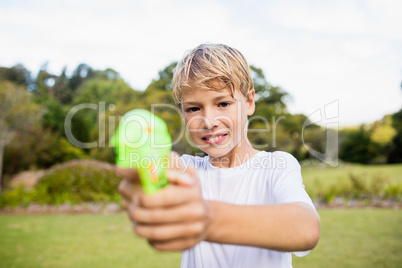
[117,43,320,268]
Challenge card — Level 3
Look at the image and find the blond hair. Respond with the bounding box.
[172,43,253,106]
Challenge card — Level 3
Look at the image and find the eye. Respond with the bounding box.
[218,102,230,108]
[185,107,200,113]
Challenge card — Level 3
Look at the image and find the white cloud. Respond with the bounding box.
[0,0,401,126]
[264,0,369,35]
[367,0,402,40]
[0,0,240,87]
[263,0,402,40]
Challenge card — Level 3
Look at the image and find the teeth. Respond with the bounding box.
[206,135,223,142]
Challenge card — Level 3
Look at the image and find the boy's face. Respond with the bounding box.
[180,82,255,158]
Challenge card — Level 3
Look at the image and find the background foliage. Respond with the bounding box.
[0,62,401,198]
[0,160,121,207]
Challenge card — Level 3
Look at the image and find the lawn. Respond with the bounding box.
[302,163,402,187]
[301,163,402,200]
[293,209,402,268]
[0,213,181,268]
[1,209,401,268]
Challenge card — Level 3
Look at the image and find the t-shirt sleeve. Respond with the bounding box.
[179,154,196,170]
[271,152,319,257]
[272,152,315,209]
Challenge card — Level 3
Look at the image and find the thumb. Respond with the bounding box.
[166,151,196,187]
[115,166,140,183]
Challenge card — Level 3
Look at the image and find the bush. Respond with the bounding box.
[311,172,402,204]
[0,186,31,208]
[0,160,122,207]
[34,160,121,204]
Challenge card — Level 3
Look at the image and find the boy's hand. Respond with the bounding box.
[116,152,211,251]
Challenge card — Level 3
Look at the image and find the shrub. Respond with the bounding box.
[349,173,368,199]
[0,159,122,207]
[0,186,31,208]
[311,172,402,204]
[34,159,121,204]
[384,184,402,201]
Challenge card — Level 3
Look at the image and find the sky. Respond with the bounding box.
[1,0,401,126]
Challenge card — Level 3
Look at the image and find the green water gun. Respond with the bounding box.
[110,109,172,194]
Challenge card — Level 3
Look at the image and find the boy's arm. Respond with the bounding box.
[205,200,320,252]
[118,164,319,252]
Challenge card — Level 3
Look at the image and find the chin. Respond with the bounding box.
[202,147,235,158]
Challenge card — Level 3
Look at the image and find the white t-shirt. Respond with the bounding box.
[179,151,317,268]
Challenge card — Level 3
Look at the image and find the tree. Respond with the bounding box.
[143,61,177,94]
[0,81,40,190]
[4,127,87,175]
[69,63,95,91]
[0,64,31,86]
[52,67,73,104]
[339,126,375,164]
[250,65,290,111]
[69,75,142,159]
[73,77,138,106]
[33,69,55,103]
[388,109,402,163]
[41,98,66,133]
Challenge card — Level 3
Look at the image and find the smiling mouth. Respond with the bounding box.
[202,134,228,143]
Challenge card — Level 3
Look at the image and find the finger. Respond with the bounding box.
[134,221,205,241]
[130,202,206,224]
[118,179,142,202]
[115,166,140,183]
[118,180,132,201]
[140,184,200,208]
[167,151,183,171]
[126,197,141,222]
[166,169,195,187]
[149,237,200,251]
[121,199,129,210]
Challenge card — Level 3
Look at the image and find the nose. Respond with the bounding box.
[202,108,218,130]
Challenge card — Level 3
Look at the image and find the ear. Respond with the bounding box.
[246,88,255,116]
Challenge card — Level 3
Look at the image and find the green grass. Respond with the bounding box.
[1,210,401,268]
[0,213,181,268]
[302,163,402,187]
[293,209,402,268]
[301,163,402,200]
